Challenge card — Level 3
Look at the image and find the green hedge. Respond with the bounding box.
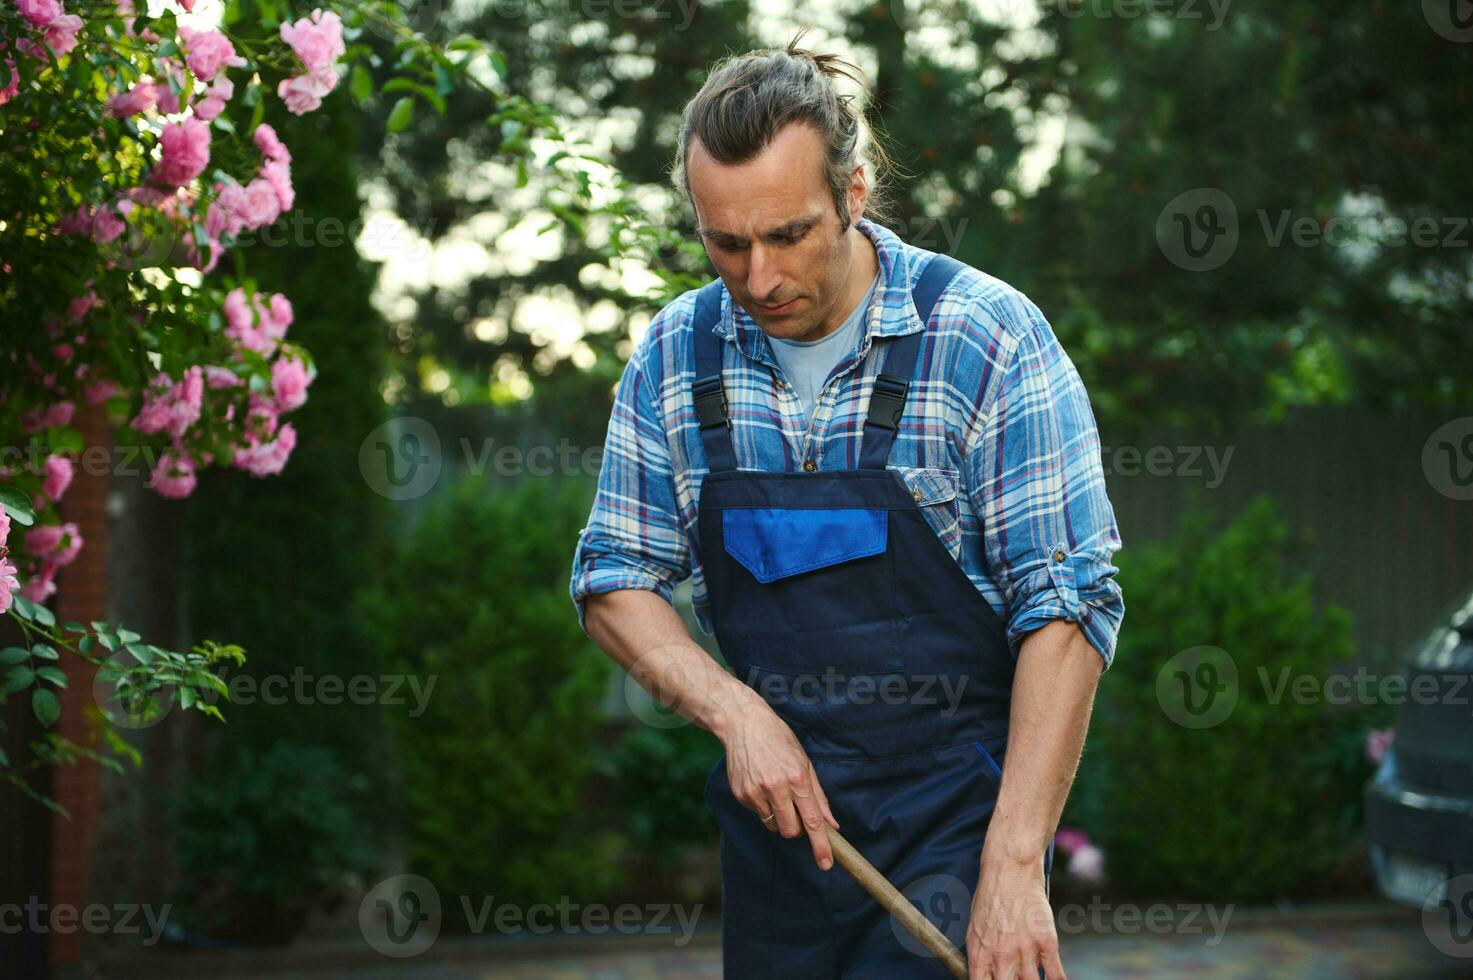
[1068,496,1375,900]
[358,475,621,925]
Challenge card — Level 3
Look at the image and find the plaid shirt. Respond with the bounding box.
[570,218,1125,667]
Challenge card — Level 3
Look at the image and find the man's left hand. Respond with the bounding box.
[965,846,1064,980]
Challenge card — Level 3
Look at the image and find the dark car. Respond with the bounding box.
[1365,591,1473,918]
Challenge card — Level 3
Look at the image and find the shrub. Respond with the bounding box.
[1069,495,1371,900]
[173,740,378,945]
[359,474,621,926]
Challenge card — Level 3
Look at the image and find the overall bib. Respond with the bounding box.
[691,255,1054,978]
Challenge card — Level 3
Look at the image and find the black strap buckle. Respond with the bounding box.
[865,375,909,431]
[693,376,729,430]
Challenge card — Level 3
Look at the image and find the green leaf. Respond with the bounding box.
[32,689,60,728]
[36,667,67,688]
[0,648,29,666]
[124,641,153,664]
[62,621,88,634]
[0,487,35,525]
[0,747,9,768]
[31,644,59,661]
[79,635,96,655]
[117,629,141,644]
[387,96,414,133]
[4,666,35,694]
[350,64,373,103]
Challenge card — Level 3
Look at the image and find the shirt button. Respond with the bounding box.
[803,459,817,472]
[775,378,788,389]
[1053,549,1067,563]
[912,489,923,502]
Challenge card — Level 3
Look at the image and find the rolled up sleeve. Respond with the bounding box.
[966,306,1125,669]
[570,340,690,635]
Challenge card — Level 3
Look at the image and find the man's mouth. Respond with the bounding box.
[755,297,800,316]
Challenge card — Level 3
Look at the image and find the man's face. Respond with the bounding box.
[687,121,865,341]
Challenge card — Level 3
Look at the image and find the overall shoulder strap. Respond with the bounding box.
[858,253,968,470]
[690,279,737,472]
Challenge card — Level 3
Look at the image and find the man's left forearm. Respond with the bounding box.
[987,618,1104,865]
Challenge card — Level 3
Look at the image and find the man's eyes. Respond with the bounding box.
[710,230,807,250]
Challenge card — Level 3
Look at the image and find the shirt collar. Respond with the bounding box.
[709,218,929,367]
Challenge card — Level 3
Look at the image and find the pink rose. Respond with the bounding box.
[18,560,56,604]
[276,67,336,115]
[279,9,344,72]
[42,454,73,502]
[0,555,19,615]
[270,356,312,412]
[0,59,19,106]
[152,117,211,187]
[149,450,197,499]
[193,74,233,121]
[253,123,291,163]
[106,79,157,117]
[240,177,281,229]
[204,365,243,389]
[17,0,63,29]
[233,422,297,477]
[26,522,83,566]
[178,27,245,83]
[84,379,117,405]
[260,158,293,211]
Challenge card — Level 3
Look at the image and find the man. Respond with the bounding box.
[570,37,1124,980]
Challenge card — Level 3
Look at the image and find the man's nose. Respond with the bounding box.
[746,245,783,301]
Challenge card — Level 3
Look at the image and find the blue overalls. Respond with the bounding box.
[692,254,1054,977]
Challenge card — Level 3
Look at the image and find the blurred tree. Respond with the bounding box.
[1027,0,1472,430]
[371,1,1470,435]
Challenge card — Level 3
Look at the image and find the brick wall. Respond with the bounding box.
[48,402,112,968]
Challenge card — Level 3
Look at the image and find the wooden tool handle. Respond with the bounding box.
[826,826,969,978]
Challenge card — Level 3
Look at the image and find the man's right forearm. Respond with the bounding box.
[584,588,759,740]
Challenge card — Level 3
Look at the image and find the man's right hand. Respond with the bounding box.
[720,697,841,871]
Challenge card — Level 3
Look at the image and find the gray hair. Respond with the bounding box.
[670,30,897,229]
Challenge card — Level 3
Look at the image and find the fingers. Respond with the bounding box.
[1040,942,1066,980]
[788,771,835,870]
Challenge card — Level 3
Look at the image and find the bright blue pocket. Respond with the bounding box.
[723,508,888,584]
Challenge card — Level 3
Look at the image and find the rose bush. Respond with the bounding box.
[0,0,608,810]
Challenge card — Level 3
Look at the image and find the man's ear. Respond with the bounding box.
[847,164,868,228]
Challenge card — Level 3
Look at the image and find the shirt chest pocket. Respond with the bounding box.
[889,465,963,562]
